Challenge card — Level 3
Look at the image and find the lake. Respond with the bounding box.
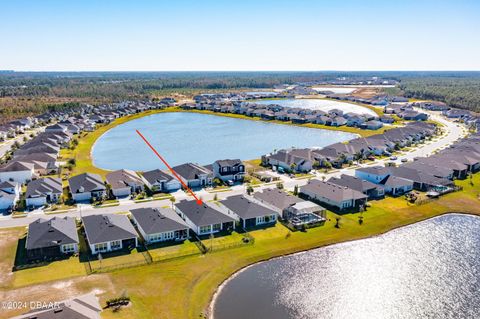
[254,98,377,116]
[213,214,480,319]
[92,112,356,171]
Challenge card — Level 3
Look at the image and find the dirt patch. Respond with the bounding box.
[0,274,114,318]
[351,87,380,99]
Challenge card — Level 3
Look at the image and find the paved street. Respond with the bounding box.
[0,111,468,228]
[0,127,45,159]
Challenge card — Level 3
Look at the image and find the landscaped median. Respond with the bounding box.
[1,174,479,319]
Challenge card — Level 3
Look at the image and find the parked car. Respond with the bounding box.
[367,155,376,161]
[390,156,398,160]
[401,158,408,163]
[226,180,234,186]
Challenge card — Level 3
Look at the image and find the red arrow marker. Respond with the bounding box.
[136,129,203,206]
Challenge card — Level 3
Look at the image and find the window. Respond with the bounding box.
[164,231,174,240]
[62,244,75,253]
[150,234,161,242]
[256,216,266,224]
[110,240,121,250]
[94,242,108,252]
[200,225,211,234]
[212,223,221,232]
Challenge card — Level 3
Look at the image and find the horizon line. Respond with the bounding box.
[2,69,480,73]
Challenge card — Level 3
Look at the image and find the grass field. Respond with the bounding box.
[1,174,480,318]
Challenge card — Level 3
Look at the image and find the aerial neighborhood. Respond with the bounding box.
[0,80,479,299]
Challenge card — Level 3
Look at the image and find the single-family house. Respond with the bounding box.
[355,166,391,184]
[172,163,213,188]
[25,177,63,208]
[0,181,20,212]
[300,179,368,211]
[142,169,181,192]
[220,194,278,228]
[212,159,245,182]
[328,174,384,199]
[174,200,236,236]
[26,217,79,261]
[0,161,35,184]
[380,175,414,196]
[130,207,189,244]
[68,173,106,202]
[82,214,138,254]
[106,169,145,197]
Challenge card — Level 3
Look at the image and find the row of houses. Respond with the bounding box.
[295,131,480,212]
[26,188,324,260]
[10,159,245,210]
[182,100,388,130]
[263,121,438,172]
[0,117,38,140]
[327,93,409,107]
[384,103,429,121]
[23,122,480,261]
[0,100,179,212]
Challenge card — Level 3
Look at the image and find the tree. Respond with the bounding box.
[169,196,176,208]
[276,182,284,190]
[293,185,298,196]
[213,193,218,201]
[335,217,341,228]
[246,185,254,195]
[290,163,297,172]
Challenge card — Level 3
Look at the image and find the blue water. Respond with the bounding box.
[92,112,355,171]
[255,98,377,116]
[214,214,480,319]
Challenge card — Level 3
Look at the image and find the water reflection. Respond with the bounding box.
[213,214,480,319]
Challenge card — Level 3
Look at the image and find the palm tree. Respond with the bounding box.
[335,217,341,228]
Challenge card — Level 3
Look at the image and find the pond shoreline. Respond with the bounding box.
[207,211,479,319]
[89,108,359,171]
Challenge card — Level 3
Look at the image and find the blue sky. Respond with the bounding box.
[1,0,479,71]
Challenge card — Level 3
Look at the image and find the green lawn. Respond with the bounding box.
[3,146,480,318]
[148,239,202,262]
[88,248,149,273]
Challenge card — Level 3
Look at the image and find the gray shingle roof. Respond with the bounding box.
[26,217,79,250]
[172,163,212,180]
[328,174,379,193]
[142,169,175,184]
[175,200,235,226]
[26,177,62,198]
[253,188,303,211]
[82,214,137,245]
[131,207,188,235]
[300,179,368,202]
[356,166,391,176]
[106,169,144,190]
[220,195,277,219]
[68,173,105,193]
[214,159,242,167]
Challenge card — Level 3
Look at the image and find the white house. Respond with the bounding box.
[142,169,181,192]
[130,207,189,244]
[0,161,35,184]
[25,177,63,208]
[106,169,145,197]
[68,173,106,202]
[174,200,236,236]
[0,181,20,212]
